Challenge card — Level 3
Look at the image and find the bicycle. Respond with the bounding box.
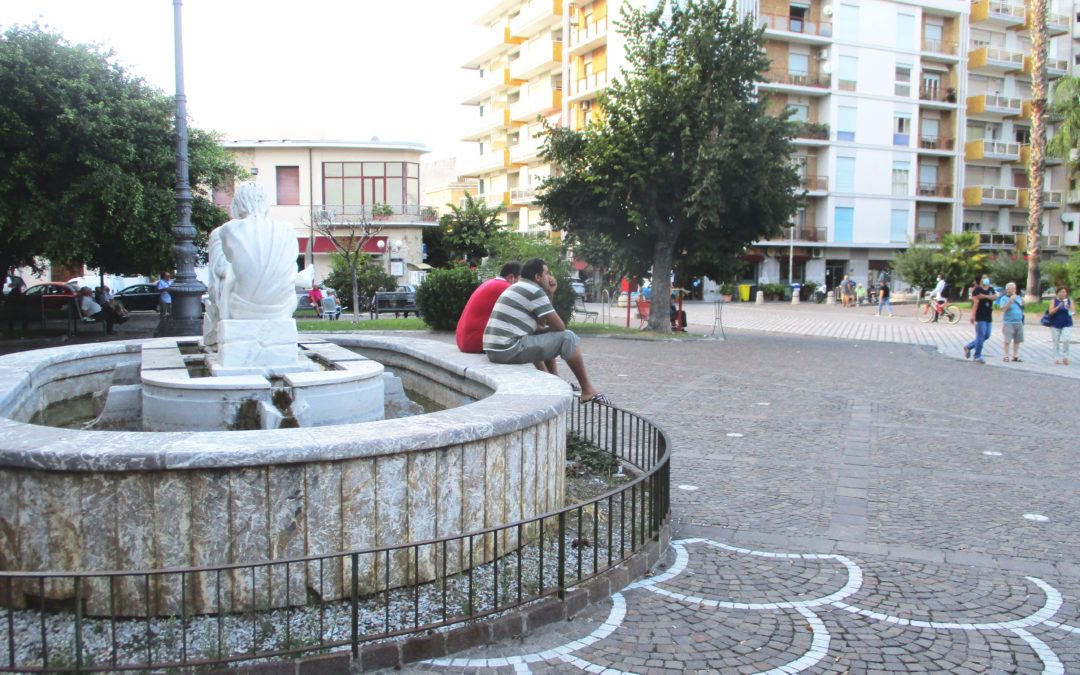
[916,298,962,325]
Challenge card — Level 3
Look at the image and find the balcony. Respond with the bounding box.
[509,0,561,40]
[799,176,828,194]
[1016,234,1062,250]
[1069,189,1080,205]
[509,88,562,123]
[776,226,828,242]
[978,232,1017,248]
[966,93,1022,118]
[1019,56,1069,80]
[916,183,954,198]
[1017,190,1063,210]
[918,135,957,152]
[462,108,511,142]
[914,230,946,243]
[567,16,607,55]
[462,67,522,106]
[510,188,537,205]
[310,204,428,225]
[463,21,524,69]
[509,38,562,81]
[962,185,1019,207]
[970,0,1026,28]
[1018,99,1063,123]
[568,70,607,102]
[921,37,959,58]
[791,121,830,144]
[758,12,832,42]
[967,46,1024,73]
[1025,9,1070,36]
[760,68,830,93]
[964,138,1021,162]
[509,135,545,164]
[919,86,959,107]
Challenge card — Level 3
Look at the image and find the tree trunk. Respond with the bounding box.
[1025,0,1048,304]
[647,236,677,333]
[350,261,361,323]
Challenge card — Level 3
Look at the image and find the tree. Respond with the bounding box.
[0,24,239,282]
[890,245,941,295]
[1047,76,1080,171]
[987,254,1029,292]
[438,194,505,264]
[311,208,385,322]
[323,252,396,315]
[939,233,988,298]
[538,0,800,331]
[1024,0,1049,303]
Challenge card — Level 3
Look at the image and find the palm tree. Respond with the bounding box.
[1024,0,1048,304]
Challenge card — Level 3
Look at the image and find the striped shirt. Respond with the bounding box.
[483,279,555,351]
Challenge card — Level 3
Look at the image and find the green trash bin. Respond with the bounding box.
[738,284,752,302]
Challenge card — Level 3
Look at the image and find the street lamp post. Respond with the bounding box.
[156,0,207,337]
[788,225,795,286]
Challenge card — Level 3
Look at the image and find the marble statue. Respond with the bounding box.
[203,182,313,348]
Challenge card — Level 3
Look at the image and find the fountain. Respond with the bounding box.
[0,185,572,616]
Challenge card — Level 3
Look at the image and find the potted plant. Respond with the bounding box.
[372,203,394,220]
[420,206,438,222]
[945,87,957,103]
[719,281,736,302]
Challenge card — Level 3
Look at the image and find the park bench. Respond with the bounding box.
[573,297,598,323]
[370,291,419,319]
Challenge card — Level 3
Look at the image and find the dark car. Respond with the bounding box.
[22,282,79,319]
[114,284,162,312]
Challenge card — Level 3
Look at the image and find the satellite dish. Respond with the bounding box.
[821,61,834,74]
[823,4,833,16]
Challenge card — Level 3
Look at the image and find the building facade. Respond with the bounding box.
[461,0,1077,290]
[218,139,433,288]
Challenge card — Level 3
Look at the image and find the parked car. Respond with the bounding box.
[3,275,25,297]
[113,284,162,312]
[22,282,79,318]
[571,281,586,298]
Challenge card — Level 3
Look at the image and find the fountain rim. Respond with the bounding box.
[0,334,573,473]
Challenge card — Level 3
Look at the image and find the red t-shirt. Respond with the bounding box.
[455,277,510,353]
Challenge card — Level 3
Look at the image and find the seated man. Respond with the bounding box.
[483,258,609,404]
[78,286,126,334]
[456,262,521,353]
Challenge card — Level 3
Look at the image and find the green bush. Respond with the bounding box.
[323,254,396,312]
[988,254,1028,292]
[415,266,480,331]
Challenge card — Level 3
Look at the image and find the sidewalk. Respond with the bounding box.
[587,299,1080,380]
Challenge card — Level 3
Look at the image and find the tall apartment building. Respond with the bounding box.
[461,0,1077,290]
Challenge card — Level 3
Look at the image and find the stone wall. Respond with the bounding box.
[0,336,571,616]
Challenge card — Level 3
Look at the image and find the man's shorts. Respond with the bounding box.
[1002,322,1024,343]
[485,331,581,365]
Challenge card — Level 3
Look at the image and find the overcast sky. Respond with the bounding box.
[1,0,489,159]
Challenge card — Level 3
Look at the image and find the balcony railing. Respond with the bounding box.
[921,37,958,55]
[764,68,830,88]
[918,135,956,150]
[979,232,1017,247]
[917,182,954,198]
[915,230,942,243]
[310,204,427,224]
[792,121,830,140]
[799,176,828,191]
[569,16,607,48]
[758,11,833,37]
[573,70,607,96]
[919,86,958,103]
[971,0,1026,24]
[510,188,537,203]
[965,138,1021,161]
[963,186,1019,206]
[1017,190,1064,209]
[969,46,1024,70]
[967,93,1023,116]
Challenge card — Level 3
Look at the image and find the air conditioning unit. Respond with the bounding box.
[817,48,829,61]
[811,248,824,259]
[582,100,592,110]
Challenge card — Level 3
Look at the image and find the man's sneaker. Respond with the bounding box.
[974,358,986,364]
[963,346,971,359]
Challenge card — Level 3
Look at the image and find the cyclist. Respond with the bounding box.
[928,275,948,321]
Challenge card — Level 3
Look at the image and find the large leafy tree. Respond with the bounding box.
[939,232,988,299]
[538,0,800,331]
[890,245,940,295]
[0,25,238,281]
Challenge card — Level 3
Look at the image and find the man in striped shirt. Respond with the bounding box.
[484,258,609,405]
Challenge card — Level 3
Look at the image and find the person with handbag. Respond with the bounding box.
[1046,287,1074,366]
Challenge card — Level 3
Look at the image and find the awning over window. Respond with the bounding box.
[298,235,387,254]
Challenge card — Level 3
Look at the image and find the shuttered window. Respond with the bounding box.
[276,166,300,205]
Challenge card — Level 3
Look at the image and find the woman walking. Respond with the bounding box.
[1048,287,1074,366]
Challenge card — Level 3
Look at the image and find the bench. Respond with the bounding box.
[635,299,651,329]
[573,297,598,322]
[370,291,419,319]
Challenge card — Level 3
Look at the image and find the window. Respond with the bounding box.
[920,163,939,194]
[788,52,810,82]
[322,162,421,211]
[921,71,942,100]
[896,13,915,50]
[788,103,810,122]
[890,209,908,243]
[834,207,854,243]
[839,4,859,41]
[839,56,857,90]
[892,161,910,195]
[276,166,300,205]
[837,106,856,141]
[837,157,856,191]
[894,113,911,146]
[789,3,808,33]
[963,221,981,233]
[1015,127,1031,144]
[921,117,940,148]
[923,19,944,52]
[895,65,911,97]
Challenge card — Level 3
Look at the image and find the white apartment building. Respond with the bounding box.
[461,0,1078,290]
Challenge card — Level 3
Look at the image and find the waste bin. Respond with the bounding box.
[791,283,801,296]
[738,284,752,302]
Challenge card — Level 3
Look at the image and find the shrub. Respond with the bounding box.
[415,266,480,331]
[324,254,396,312]
[988,254,1027,292]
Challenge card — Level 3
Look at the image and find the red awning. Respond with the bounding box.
[740,254,764,263]
[298,235,387,254]
[573,259,588,271]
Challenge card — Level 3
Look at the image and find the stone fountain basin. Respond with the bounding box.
[0,335,571,616]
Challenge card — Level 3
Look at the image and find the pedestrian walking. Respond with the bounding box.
[875,280,894,317]
[963,275,997,364]
[840,275,854,307]
[156,273,172,320]
[1047,286,1074,366]
[996,282,1024,362]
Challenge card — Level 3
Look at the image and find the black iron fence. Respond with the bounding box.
[0,399,670,672]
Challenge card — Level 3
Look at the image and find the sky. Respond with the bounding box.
[0,0,490,160]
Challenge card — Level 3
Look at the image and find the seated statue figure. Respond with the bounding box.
[204,182,312,348]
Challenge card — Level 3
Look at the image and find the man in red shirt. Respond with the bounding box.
[456,262,520,353]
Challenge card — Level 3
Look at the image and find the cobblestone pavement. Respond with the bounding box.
[400,321,1080,674]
